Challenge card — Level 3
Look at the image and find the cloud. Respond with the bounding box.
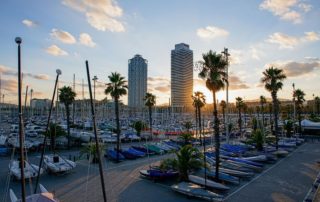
[2,78,18,92]
[229,49,243,65]
[79,33,96,47]
[267,31,319,49]
[0,65,16,76]
[194,74,250,91]
[22,19,37,27]
[267,32,299,49]
[259,0,311,24]
[62,0,125,32]
[24,73,50,80]
[147,76,171,93]
[250,47,262,60]
[228,74,250,90]
[46,45,68,56]
[50,29,76,44]
[197,26,229,39]
[302,31,320,41]
[154,85,170,93]
[264,60,320,77]
[1,64,51,81]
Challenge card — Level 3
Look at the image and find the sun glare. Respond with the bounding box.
[193,84,225,104]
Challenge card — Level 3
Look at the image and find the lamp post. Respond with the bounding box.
[313,94,315,114]
[221,48,230,143]
[93,76,98,115]
[30,89,33,117]
[15,36,26,202]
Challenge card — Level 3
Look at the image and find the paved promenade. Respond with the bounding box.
[225,142,320,202]
[1,142,319,202]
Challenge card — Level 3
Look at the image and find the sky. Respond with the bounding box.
[0,0,319,105]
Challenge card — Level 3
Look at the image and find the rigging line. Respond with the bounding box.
[3,146,16,202]
[84,141,93,202]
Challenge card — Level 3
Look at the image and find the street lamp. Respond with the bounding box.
[92,75,98,101]
[221,47,230,143]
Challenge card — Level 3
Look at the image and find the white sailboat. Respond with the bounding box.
[43,154,76,173]
[9,160,44,180]
[10,184,59,202]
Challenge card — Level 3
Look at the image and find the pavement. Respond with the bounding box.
[1,142,320,202]
[225,142,320,202]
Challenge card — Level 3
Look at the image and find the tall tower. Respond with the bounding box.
[171,43,193,110]
[128,54,148,108]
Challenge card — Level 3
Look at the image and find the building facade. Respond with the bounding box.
[128,54,148,108]
[171,43,193,110]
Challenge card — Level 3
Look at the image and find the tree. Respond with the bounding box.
[59,86,76,150]
[192,91,206,142]
[46,123,66,152]
[179,133,193,146]
[253,129,263,151]
[80,142,105,164]
[294,89,305,134]
[198,50,227,181]
[184,121,192,132]
[261,67,286,150]
[236,97,244,135]
[175,145,203,181]
[144,92,156,140]
[220,100,227,131]
[132,121,146,136]
[260,96,267,127]
[284,120,293,137]
[315,96,320,115]
[105,72,128,162]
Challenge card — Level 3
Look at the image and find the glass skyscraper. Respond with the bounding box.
[171,43,193,109]
[128,54,148,108]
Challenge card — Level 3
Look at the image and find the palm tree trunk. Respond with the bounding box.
[66,104,71,150]
[198,105,207,187]
[149,106,152,140]
[213,92,220,181]
[238,109,242,135]
[195,107,198,142]
[298,107,302,135]
[261,104,264,127]
[115,98,120,162]
[222,108,225,132]
[272,92,279,150]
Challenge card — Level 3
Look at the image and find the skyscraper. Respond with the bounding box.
[128,54,148,108]
[171,43,193,109]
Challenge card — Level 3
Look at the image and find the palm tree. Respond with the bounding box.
[315,96,320,115]
[59,86,76,149]
[260,96,267,127]
[144,92,156,140]
[198,50,227,181]
[268,103,273,132]
[261,67,286,150]
[175,145,203,181]
[220,100,227,131]
[105,72,128,162]
[236,97,244,135]
[192,91,206,142]
[294,89,305,134]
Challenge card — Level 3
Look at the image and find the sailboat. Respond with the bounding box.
[10,184,58,202]
[9,159,44,180]
[43,73,76,174]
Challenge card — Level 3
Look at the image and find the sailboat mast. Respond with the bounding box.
[85,60,107,202]
[16,37,26,202]
[34,69,61,193]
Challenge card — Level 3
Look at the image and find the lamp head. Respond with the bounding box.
[15,37,22,44]
[56,69,62,75]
